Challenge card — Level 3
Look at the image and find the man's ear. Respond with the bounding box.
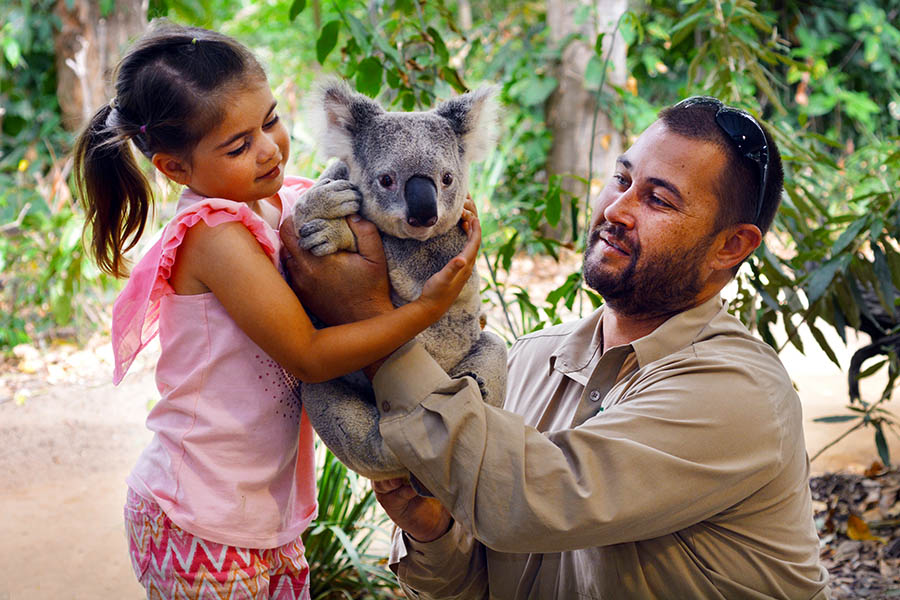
[710,223,763,271]
[152,153,191,185]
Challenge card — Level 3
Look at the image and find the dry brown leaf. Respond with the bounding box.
[865,461,886,478]
[847,514,886,543]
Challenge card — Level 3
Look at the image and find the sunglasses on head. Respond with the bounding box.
[672,96,770,226]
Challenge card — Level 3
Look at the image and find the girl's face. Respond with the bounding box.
[182,80,290,204]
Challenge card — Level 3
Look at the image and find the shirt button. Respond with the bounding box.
[589,390,601,402]
[381,401,391,413]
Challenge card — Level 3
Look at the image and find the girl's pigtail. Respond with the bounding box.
[74,102,153,278]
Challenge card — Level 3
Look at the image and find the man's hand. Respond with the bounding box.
[372,478,453,543]
[280,214,394,325]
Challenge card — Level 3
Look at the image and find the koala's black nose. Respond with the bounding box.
[405,175,438,228]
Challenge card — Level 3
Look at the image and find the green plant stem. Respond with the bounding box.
[810,393,893,463]
[809,419,867,463]
[481,254,519,339]
[584,13,625,242]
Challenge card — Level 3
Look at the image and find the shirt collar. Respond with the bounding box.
[631,295,726,368]
[550,295,726,377]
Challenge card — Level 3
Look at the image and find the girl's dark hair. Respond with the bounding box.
[73,20,266,277]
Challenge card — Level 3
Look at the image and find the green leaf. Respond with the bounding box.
[807,322,842,368]
[441,66,468,94]
[831,217,868,256]
[872,244,895,313]
[584,55,605,90]
[288,0,306,21]
[875,423,891,467]
[805,254,851,304]
[355,57,383,97]
[345,13,372,54]
[1,37,22,68]
[544,179,562,227]
[813,415,860,423]
[508,76,557,107]
[594,32,606,56]
[316,20,340,65]
[427,26,449,64]
[858,359,888,379]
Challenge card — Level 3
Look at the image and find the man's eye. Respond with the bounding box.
[650,195,671,208]
[227,141,249,156]
[613,173,629,187]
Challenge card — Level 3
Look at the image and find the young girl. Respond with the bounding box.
[73,21,480,599]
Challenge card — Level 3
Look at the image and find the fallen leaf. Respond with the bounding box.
[848,514,886,543]
[865,461,886,478]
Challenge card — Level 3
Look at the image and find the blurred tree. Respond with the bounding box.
[53,0,146,131]
[544,0,626,242]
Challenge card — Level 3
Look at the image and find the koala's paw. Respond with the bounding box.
[297,179,361,221]
[458,371,487,398]
[299,218,356,256]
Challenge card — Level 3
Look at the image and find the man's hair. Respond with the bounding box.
[658,101,784,236]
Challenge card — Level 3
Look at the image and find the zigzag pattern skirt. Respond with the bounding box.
[124,488,310,600]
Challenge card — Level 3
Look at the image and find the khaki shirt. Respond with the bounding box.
[374,296,830,599]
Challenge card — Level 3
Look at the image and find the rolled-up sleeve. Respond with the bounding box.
[374,340,788,554]
[388,520,488,599]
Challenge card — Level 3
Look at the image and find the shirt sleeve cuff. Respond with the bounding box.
[399,520,468,570]
[373,341,455,418]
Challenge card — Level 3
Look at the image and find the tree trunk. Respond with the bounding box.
[545,0,627,242]
[53,0,147,132]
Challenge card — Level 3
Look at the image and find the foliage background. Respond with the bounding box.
[2,0,899,596]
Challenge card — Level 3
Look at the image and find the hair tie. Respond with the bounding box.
[191,38,198,44]
[140,125,147,134]
[109,97,118,110]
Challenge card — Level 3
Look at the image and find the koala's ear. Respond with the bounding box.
[434,86,500,163]
[307,77,384,159]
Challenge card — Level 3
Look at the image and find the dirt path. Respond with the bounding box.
[0,324,893,599]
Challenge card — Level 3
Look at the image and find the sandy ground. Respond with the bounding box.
[0,322,895,599]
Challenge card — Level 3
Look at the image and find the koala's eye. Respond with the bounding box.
[441,173,454,187]
[379,174,394,188]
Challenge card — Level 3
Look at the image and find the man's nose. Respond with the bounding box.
[602,188,636,229]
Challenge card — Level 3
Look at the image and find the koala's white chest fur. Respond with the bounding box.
[382,228,482,371]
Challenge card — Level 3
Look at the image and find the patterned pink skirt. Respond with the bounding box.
[124,488,310,600]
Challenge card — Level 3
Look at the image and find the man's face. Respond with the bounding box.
[584,121,727,318]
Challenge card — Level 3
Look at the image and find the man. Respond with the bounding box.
[282,97,830,599]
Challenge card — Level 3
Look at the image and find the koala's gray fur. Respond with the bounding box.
[293,79,507,481]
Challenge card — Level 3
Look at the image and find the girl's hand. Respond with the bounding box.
[418,206,481,314]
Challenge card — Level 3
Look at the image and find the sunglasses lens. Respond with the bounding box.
[715,110,766,155]
[674,96,771,225]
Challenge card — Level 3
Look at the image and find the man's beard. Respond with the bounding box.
[583,223,711,318]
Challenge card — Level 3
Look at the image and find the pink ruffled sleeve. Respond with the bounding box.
[278,176,314,226]
[111,198,280,385]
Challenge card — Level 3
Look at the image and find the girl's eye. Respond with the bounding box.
[379,174,393,187]
[227,141,249,157]
[441,173,454,186]
[263,114,280,130]
[613,173,629,187]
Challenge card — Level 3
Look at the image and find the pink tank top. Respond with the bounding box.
[113,177,318,548]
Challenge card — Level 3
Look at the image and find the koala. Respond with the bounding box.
[292,79,507,481]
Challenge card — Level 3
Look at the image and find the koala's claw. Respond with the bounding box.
[299,180,361,220]
[298,219,337,255]
[308,240,338,257]
[299,219,327,238]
